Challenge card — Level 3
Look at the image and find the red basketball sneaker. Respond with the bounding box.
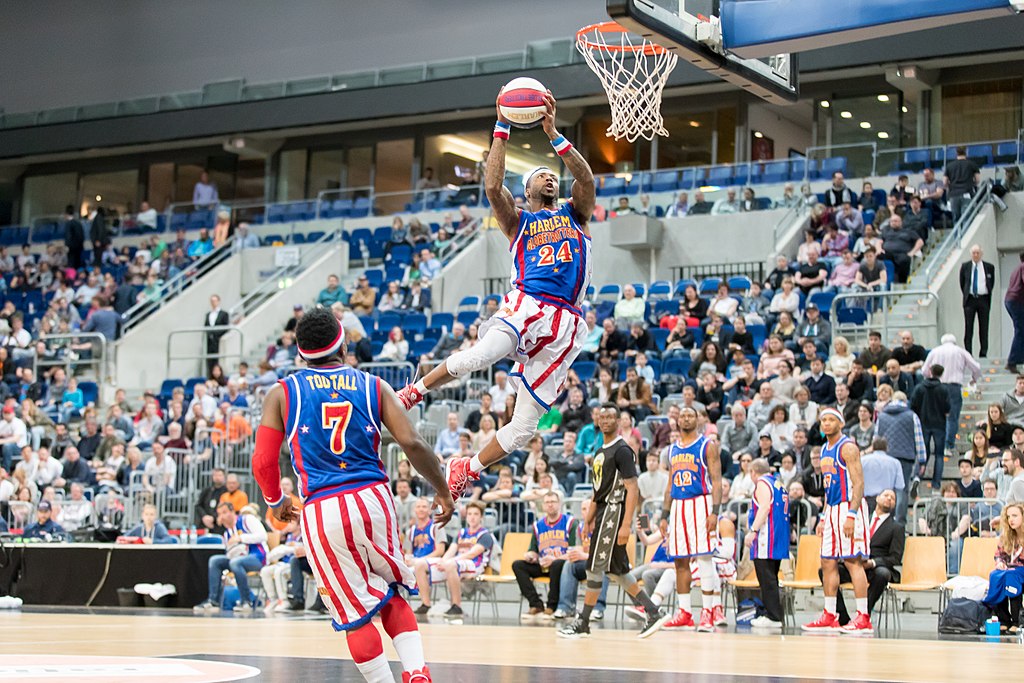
[801,610,840,632]
[711,604,727,627]
[396,384,425,411]
[840,611,873,635]
[662,608,695,631]
[696,608,714,632]
[445,457,479,500]
[402,667,431,683]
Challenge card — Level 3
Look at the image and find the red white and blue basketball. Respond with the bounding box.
[498,77,548,128]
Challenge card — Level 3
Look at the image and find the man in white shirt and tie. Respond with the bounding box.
[958,244,995,358]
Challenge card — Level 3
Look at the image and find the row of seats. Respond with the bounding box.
[889,141,1020,174]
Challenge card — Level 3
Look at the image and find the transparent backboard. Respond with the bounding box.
[606,0,799,104]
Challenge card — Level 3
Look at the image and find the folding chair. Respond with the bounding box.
[472,532,532,621]
[885,535,948,633]
[780,534,822,629]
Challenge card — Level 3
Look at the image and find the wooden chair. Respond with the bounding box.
[956,537,998,580]
[779,535,822,628]
[886,536,948,633]
[473,532,532,620]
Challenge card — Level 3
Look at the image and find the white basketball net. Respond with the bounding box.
[576,23,678,142]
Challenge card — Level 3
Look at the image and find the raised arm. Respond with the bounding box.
[380,381,454,525]
[486,98,520,240]
[541,93,595,227]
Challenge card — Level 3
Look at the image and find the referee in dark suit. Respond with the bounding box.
[825,488,905,625]
[959,245,995,358]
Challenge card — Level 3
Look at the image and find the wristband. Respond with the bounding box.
[846,511,859,519]
[550,135,573,156]
[493,121,511,140]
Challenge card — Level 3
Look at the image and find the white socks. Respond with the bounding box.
[856,598,868,614]
[678,593,692,613]
[469,454,485,474]
[708,592,721,608]
[355,653,395,683]
[413,380,428,395]
[824,596,837,614]
[391,631,426,674]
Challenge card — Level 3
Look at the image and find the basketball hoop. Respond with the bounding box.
[576,21,678,143]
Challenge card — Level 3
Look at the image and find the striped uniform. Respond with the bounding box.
[426,526,494,583]
[280,364,416,632]
[688,534,737,582]
[481,202,591,410]
[666,435,715,559]
[226,514,269,564]
[406,521,443,559]
[748,474,790,560]
[819,435,870,559]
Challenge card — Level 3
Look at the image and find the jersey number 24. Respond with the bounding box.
[536,241,574,267]
[322,402,353,454]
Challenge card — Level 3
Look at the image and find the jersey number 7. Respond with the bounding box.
[322,402,353,455]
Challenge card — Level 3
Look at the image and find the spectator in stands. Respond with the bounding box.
[879,358,913,395]
[87,206,110,266]
[944,146,981,222]
[794,302,831,355]
[858,330,891,375]
[985,502,1024,632]
[848,359,873,402]
[513,491,575,619]
[316,275,347,308]
[846,403,875,452]
[419,248,442,281]
[613,196,636,216]
[687,190,713,215]
[82,295,122,341]
[770,182,797,209]
[956,457,983,498]
[126,503,175,544]
[0,405,28,471]
[712,188,740,215]
[596,317,627,365]
[231,222,259,252]
[400,279,431,313]
[187,228,214,259]
[768,359,799,403]
[747,382,778,430]
[617,367,656,421]
[61,205,86,269]
[376,281,403,313]
[765,254,795,292]
[902,195,930,241]
[614,284,645,324]
[560,387,590,434]
[192,170,219,207]
[434,412,463,460]
[718,404,758,475]
[143,442,175,494]
[666,192,689,217]
[889,174,913,207]
[769,310,797,348]
[824,249,858,294]
[821,224,850,267]
[348,275,377,317]
[835,202,864,240]
[802,357,836,406]
[1000,375,1024,426]
[796,338,823,374]
[195,501,267,613]
[194,467,227,533]
[548,432,586,495]
[22,500,65,540]
[762,404,797,453]
[739,187,759,212]
[768,277,799,328]
[706,282,739,323]
[676,285,707,325]
[638,451,668,505]
[881,213,923,284]
[592,367,618,404]
[877,392,926,523]
[374,326,407,363]
[115,446,145,495]
[463,391,497,434]
[851,247,887,296]
[794,250,827,297]
[832,382,859,426]
[219,472,249,512]
[796,228,822,265]
[823,171,856,207]
[923,334,981,457]
[59,445,93,488]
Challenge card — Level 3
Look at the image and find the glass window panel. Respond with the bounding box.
[309,150,345,196]
[79,169,139,217]
[277,150,308,202]
[147,163,175,211]
[21,173,77,224]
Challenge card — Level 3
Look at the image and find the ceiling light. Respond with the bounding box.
[840,111,852,119]
[877,132,890,139]
[689,120,701,128]
[902,106,909,113]
[820,100,830,108]
[95,195,102,201]
[521,143,531,149]
[753,131,764,139]
[860,122,871,129]
[545,152,555,158]
[877,95,890,102]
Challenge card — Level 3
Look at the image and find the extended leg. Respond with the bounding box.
[346,621,394,683]
[380,595,429,680]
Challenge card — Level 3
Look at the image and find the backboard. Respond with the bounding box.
[606,0,799,104]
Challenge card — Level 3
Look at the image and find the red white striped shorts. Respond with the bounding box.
[820,500,870,559]
[301,482,416,631]
[667,494,715,559]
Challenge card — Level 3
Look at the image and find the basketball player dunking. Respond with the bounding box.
[253,307,455,683]
[396,90,595,500]
[802,407,873,635]
[663,406,724,632]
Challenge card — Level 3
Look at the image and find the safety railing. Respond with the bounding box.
[359,362,417,392]
[922,181,992,288]
[805,142,878,179]
[910,496,1002,574]
[481,498,536,534]
[37,331,109,386]
[165,325,244,378]
[120,239,234,335]
[829,289,941,347]
[772,201,809,248]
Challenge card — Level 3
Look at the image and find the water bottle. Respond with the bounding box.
[188,526,196,544]
[985,616,1000,636]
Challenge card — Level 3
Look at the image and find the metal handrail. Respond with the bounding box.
[922,181,991,288]
[37,331,109,386]
[120,239,234,335]
[829,288,940,345]
[805,142,878,177]
[165,325,244,378]
[771,202,807,248]
[315,185,377,218]
[227,228,340,322]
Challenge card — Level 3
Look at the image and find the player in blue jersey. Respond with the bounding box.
[253,307,454,683]
[404,498,447,565]
[744,457,790,629]
[802,407,873,635]
[662,405,723,633]
[396,89,595,502]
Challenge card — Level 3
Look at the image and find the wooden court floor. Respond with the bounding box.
[2,609,1023,682]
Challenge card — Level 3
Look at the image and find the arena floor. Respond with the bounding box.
[3,607,1023,682]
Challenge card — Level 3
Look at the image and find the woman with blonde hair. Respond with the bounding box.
[874,383,894,419]
[984,502,1024,632]
[826,336,855,380]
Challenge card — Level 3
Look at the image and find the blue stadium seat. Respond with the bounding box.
[572,361,598,382]
[748,323,767,351]
[837,307,868,326]
[364,268,384,289]
[409,339,436,359]
[456,311,479,327]
[758,160,790,184]
[790,158,807,179]
[707,166,733,187]
[674,279,697,298]
[995,141,1019,164]
[306,231,325,242]
[404,313,427,338]
[630,282,646,298]
[358,315,376,334]
[680,167,706,188]
[386,244,413,266]
[648,280,672,301]
[653,300,678,320]
[159,379,183,404]
[808,291,835,318]
[727,275,752,292]
[262,234,284,246]
[428,312,454,336]
[596,284,621,303]
[184,377,206,396]
[649,328,670,352]
[372,226,392,243]
[649,170,679,192]
[350,197,372,218]
[966,144,993,167]
[698,277,721,295]
[384,266,405,284]
[598,176,626,197]
[900,148,930,173]
[662,357,691,377]
[377,312,401,331]
[456,296,480,313]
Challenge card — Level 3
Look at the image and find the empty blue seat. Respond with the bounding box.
[456,310,479,327]
[364,269,384,289]
[596,284,621,302]
[428,312,454,336]
[759,160,790,184]
[404,313,427,337]
[387,244,413,266]
[790,158,807,179]
[351,197,372,218]
[653,300,678,320]
[662,357,691,377]
[409,339,436,358]
[727,276,752,292]
[598,176,627,197]
[674,279,698,297]
[966,144,993,166]
[572,361,598,382]
[358,315,376,334]
[649,170,679,192]
[995,141,1019,164]
[648,280,672,301]
[377,312,401,331]
[649,328,670,351]
[680,167,706,188]
[837,307,868,326]
[698,277,722,295]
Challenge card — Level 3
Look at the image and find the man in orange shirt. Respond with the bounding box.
[219,473,249,512]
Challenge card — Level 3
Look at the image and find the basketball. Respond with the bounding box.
[498,77,548,128]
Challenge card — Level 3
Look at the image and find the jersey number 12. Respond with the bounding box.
[322,402,353,455]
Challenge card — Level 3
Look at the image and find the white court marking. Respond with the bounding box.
[0,656,259,682]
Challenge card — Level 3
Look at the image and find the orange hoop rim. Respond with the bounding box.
[575,21,670,57]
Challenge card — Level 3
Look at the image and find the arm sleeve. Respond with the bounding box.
[253,425,286,506]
